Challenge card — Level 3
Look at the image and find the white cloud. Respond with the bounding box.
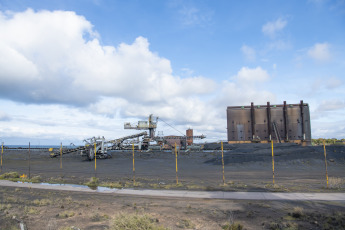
[216,67,275,109]
[262,18,287,38]
[0,9,215,106]
[241,45,256,61]
[0,9,220,142]
[0,111,11,121]
[326,77,343,89]
[178,6,213,27]
[316,100,345,112]
[307,43,331,61]
[267,40,291,50]
[0,9,279,144]
[233,66,270,83]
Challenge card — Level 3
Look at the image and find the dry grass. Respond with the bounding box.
[0,172,19,179]
[110,213,167,230]
[85,177,99,189]
[292,207,303,218]
[264,183,289,192]
[176,219,195,229]
[58,211,75,218]
[32,199,51,206]
[0,203,12,211]
[329,177,345,189]
[0,172,42,183]
[90,213,109,222]
[222,222,243,230]
[100,181,123,189]
[24,206,40,215]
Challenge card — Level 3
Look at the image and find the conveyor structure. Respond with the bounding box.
[50,132,147,160]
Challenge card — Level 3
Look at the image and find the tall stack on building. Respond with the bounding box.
[186,129,193,146]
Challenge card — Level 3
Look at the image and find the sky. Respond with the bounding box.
[0,0,344,145]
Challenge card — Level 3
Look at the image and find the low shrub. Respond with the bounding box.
[0,172,19,179]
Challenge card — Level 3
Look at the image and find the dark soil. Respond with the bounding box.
[1,186,345,230]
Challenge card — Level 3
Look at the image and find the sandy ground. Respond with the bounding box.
[0,143,345,229]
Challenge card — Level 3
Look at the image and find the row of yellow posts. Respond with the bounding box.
[220,140,329,187]
[0,140,331,188]
[269,140,329,187]
[53,139,330,187]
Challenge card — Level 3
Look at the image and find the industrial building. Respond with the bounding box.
[227,101,311,145]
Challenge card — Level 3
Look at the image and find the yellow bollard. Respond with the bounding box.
[28,142,31,179]
[175,142,178,185]
[323,140,329,188]
[94,143,97,172]
[271,140,275,185]
[132,143,135,184]
[60,143,62,169]
[1,142,3,173]
[221,141,225,185]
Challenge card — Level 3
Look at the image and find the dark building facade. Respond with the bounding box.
[227,101,311,145]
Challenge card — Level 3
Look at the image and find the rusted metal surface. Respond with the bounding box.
[251,102,255,140]
[227,101,311,144]
[283,101,288,141]
[266,102,272,141]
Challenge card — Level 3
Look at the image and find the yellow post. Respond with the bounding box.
[1,142,3,173]
[60,142,62,169]
[132,143,135,184]
[28,142,31,179]
[323,140,329,188]
[221,141,225,185]
[271,140,275,185]
[175,142,178,185]
[94,143,97,172]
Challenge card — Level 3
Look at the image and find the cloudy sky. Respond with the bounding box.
[0,0,344,145]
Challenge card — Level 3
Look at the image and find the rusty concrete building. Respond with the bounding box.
[227,101,311,145]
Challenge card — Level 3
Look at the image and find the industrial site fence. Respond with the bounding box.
[0,141,333,189]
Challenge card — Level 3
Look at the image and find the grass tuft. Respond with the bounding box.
[222,222,243,230]
[292,207,303,218]
[100,181,123,189]
[91,213,109,222]
[32,199,51,206]
[0,172,19,180]
[24,206,40,215]
[58,211,75,218]
[0,203,12,211]
[176,219,195,229]
[111,213,167,230]
[85,177,99,189]
[329,177,345,189]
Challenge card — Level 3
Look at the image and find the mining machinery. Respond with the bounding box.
[50,132,147,160]
[124,114,206,150]
[124,114,158,149]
